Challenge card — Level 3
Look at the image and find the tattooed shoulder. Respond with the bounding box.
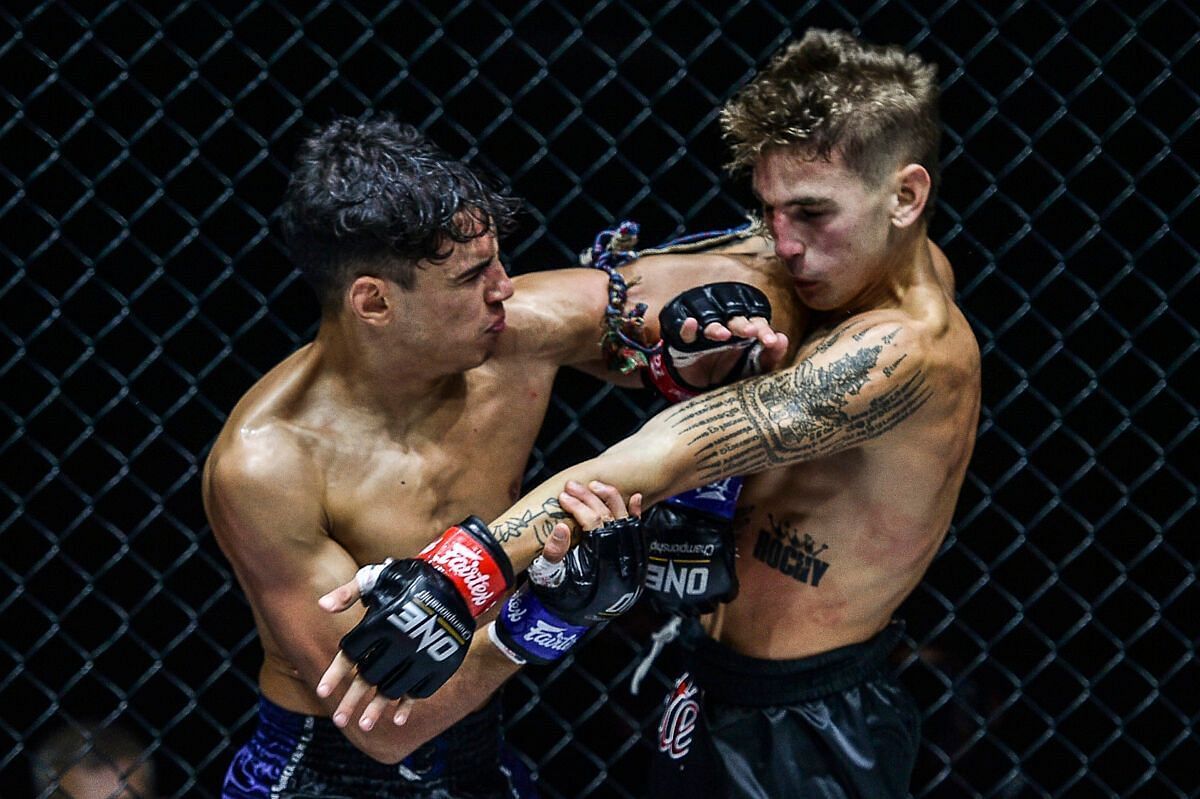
[664,320,934,480]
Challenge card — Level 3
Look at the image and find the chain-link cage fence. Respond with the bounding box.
[1,1,1195,797]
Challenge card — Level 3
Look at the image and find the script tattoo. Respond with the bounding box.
[753,514,831,587]
[490,497,571,545]
[664,322,933,481]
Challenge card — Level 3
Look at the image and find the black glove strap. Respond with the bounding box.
[659,282,772,355]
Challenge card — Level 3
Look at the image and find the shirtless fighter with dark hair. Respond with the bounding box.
[321,29,980,798]
[203,114,797,798]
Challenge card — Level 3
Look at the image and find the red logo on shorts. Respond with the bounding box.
[657,672,700,760]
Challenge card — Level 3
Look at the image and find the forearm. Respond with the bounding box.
[486,418,693,571]
[486,345,879,569]
[538,243,797,372]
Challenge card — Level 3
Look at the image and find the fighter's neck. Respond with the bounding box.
[815,233,937,325]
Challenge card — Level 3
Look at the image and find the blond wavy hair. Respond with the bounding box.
[722,29,941,214]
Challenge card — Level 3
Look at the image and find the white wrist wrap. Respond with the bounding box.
[487,621,528,666]
[355,557,394,597]
[527,554,566,588]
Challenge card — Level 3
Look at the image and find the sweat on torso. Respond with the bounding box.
[711,297,980,660]
[317,362,555,566]
[209,347,558,712]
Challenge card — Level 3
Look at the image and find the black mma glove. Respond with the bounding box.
[643,476,742,616]
[645,282,772,402]
[490,517,646,665]
[339,516,514,698]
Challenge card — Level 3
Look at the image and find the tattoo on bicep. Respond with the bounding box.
[490,497,571,545]
[664,324,933,481]
[883,354,908,377]
[812,327,843,353]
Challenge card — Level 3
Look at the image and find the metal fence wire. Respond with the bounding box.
[1,1,1196,797]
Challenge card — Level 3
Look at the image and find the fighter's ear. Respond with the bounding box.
[347,276,393,325]
[891,164,931,229]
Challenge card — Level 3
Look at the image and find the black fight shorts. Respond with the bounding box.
[649,620,919,799]
[222,695,535,799]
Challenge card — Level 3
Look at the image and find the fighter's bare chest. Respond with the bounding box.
[322,456,511,560]
[320,380,552,563]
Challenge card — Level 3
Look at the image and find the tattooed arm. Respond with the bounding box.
[485,313,934,541]
[349,314,929,579]
[332,314,930,611]
[656,316,933,485]
[316,313,935,744]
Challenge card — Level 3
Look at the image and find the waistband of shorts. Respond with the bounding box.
[685,620,906,706]
[255,692,504,780]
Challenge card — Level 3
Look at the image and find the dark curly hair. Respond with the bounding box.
[280,115,520,308]
[722,30,941,218]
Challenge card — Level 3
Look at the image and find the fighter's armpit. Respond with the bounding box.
[664,318,934,481]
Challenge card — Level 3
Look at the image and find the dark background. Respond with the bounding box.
[1,1,1196,797]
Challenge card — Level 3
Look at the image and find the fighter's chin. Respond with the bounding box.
[476,335,502,364]
[792,280,829,308]
[449,343,496,373]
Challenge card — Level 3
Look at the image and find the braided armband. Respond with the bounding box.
[583,221,651,374]
[582,217,765,375]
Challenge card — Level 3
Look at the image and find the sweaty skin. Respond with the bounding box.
[711,237,976,657]
[203,233,801,763]
[489,256,977,658]
[468,150,979,658]
[322,149,979,740]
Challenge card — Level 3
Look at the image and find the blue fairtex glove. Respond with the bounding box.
[643,476,742,616]
[490,517,646,665]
